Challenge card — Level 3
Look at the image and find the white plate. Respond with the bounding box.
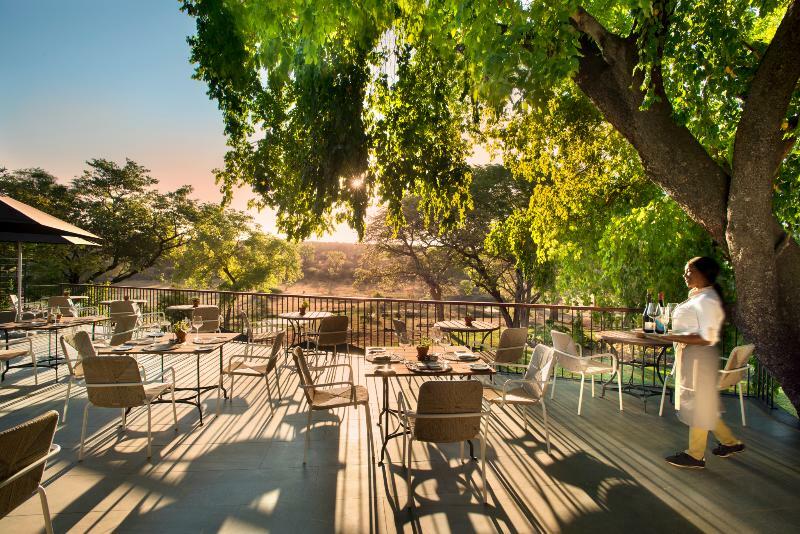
[458,353,478,361]
[469,363,490,370]
[112,345,134,352]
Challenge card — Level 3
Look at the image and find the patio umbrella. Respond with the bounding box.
[0,195,101,316]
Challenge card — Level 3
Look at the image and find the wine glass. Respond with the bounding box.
[645,302,660,332]
[431,327,443,349]
[191,312,204,343]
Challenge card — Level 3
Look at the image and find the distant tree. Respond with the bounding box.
[323,250,347,291]
[0,161,198,284]
[171,205,301,293]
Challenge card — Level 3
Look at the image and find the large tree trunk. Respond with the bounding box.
[571,4,800,411]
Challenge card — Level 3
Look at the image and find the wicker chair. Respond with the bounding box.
[479,327,529,365]
[659,344,754,426]
[483,344,557,454]
[47,296,78,317]
[59,330,97,421]
[292,347,372,465]
[397,380,491,507]
[0,335,37,385]
[0,410,60,534]
[79,355,178,459]
[239,310,282,345]
[306,315,350,359]
[550,330,622,415]
[108,299,140,318]
[192,305,222,333]
[218,330,286,415]
[392,319,410,344]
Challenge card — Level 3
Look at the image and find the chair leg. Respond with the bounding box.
[407,437,414,509]
[171,386,178,430]
[738,383,746,426]
[659,374,669,416]
[542,401,551,455]
[303,409,312,465]
[617,370,624,412]
[550,370,557,399]
[229,373,235,403]
[265,374,275,415]
[79,404,90,461]
[274,367,283,398]
[32,352,38,385]
[62,378,73,422]
[480,422,488,504]
[121,408,127,431]
[37,484,54,534]
[216,373,223,416]
[591,375,595,397]
[363,403,374,462]
[146,402,152,458]
[459,440,465,461]
[578,374,585,415]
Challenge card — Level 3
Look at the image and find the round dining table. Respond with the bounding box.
[433,319,499,349]
[278,310,334,347]
[597,329,673,411]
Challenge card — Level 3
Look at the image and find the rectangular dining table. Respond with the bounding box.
[95,332,241,425]
[0,315,107,381]
[364,345,495,465]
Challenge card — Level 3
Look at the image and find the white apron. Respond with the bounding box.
[671,287,724,431]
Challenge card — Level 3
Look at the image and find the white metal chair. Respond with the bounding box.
[397,380,491,508]
[550,330,622,415]
[482,344,557,454]
[0,334,38,385]
[292,347,372,465]
[48,296,98,318]
[659,344,754,426]
[79,355,178,459]
[0,410,60,534]
[218,330,286,415]
[239,310,283,345]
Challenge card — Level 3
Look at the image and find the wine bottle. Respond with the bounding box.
[642,293,654,333]
[655,291,666,334]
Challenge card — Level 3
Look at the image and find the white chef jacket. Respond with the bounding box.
[671,286,724,345]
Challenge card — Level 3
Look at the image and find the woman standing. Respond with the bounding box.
[660,257,745,469]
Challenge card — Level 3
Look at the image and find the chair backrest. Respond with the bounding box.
[718,344,754,389]
[48,296,77,317]
[81,356,146,408]
[109,314,140,346]
[192,306,220,332]
[9,295,18,308]
[0,410,58,518]
[316,316,349,347]
[292,347,315,403]
[550,330,585,373]
[109,300,140,317]
[494,327,529,364]
[522,344,557,398]
[392,319,407,335]
[265,331,286,373]
[61,331,97,376]
[239,310,253,340]
[414,380,483,443]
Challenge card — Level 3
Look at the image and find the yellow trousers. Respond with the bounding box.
[688,420,740,460]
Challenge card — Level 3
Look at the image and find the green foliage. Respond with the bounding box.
[170,204,302,292]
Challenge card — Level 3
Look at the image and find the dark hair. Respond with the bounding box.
[688,256,724,301]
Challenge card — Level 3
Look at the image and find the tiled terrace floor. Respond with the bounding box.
[0,334,798,533]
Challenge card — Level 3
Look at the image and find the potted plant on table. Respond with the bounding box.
[173,319,190,343]
[416,337,432,361]
[192,298,200,308]
[464,314,474,327]
[299,300,309,316]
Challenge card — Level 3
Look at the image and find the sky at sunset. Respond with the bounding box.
[0,1,492,243]
[0,0,363,241]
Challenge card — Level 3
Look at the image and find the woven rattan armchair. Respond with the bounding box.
[192,305,222,333]
[218,330,286,416]
[59,331,98,421]
[79,355,178,459]
[239,310,283,345]
[479,327,529,365]
[292,347,372,465]
[397,380,491,507]
[483,344,557,454]
[306,315,351,359]
[659,344,754,426]
[550,330,623,415]
[0,410,60,534]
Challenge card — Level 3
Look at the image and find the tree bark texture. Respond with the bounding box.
[572,3,800,410]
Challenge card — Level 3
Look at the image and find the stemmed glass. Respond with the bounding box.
[191,312,204,343]
[645,302,660,332]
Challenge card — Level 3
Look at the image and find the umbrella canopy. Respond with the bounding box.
[0,195,101,316]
